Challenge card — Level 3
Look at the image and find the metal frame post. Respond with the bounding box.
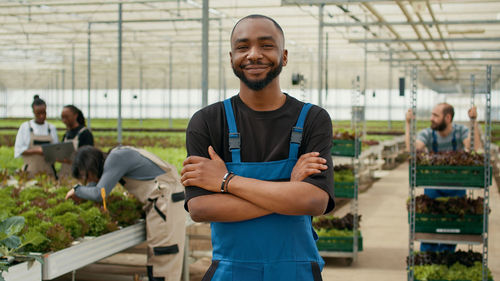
[72,44,75,104]
[55,69,59,112]
[218,18,223,101]
[325,32,329,103]
[187,65,191,117]
[62,69,65,106]
[117,3,123,144]
[470,74,476,150]
[388,49,392,129]
[139,56,143,126]
[408,65,418,281]
[317,4,324,107]
[169,41,173,128]
[201,0,209,108]
[482,65,492,281]
[163,68,167,119]
[87,22,92,129]
[352,74,361,263]
[362,14,367,139]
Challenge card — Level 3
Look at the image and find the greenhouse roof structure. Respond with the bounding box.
[1,0,499,95]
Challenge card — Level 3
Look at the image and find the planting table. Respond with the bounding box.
[41,221,146,280]
[3,260,41,281]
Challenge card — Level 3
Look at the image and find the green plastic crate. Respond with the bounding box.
[410,213,483,234]
[415,278,493,281]
[331,139,361,157]
[334,182,355,198]
[412,165,492,188]
[316,235,363,252]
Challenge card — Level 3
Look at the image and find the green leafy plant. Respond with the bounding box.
[313,213,361,232]
[334,165,355,183]
[408,195,484,216]
[0,216,45,281]
[416,151,484,166]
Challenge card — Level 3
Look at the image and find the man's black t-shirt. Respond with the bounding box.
[185,94,335,213]
[62,125,94,147]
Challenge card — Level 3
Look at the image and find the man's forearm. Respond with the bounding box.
[473,121,482,150]
[21,147,42,156]
[405,123,411,152]
[188,193,272,222]
[228,177,328,216]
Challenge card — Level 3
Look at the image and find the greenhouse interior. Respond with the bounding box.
[0,0,499,281]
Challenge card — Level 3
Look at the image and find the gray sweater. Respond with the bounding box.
[75,148,165,202]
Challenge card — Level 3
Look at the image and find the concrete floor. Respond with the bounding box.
[322,162,500,281]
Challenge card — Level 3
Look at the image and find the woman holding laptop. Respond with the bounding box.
[14,95,58,178]
[58,105,94,178]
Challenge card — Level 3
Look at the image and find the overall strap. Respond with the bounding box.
[451,125,457,151]
[223,98,241,163]
[289,103,312,159]
[431,130,438,153]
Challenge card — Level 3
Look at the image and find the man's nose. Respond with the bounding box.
[247,46,263,61]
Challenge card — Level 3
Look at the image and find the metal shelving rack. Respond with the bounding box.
[319,75,362,264]
[407,65,493,281]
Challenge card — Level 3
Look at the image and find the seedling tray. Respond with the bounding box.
[334,182,356,198]
[331,139,361,157]
[316,235,363,252]
[413,165,492,188]
[411,214,483,234]
[414,278,493,281]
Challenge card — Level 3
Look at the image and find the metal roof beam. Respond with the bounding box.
[281,0,429,5]
[382,58,500,62]
[324,19,500,27]
[0,0,178,8]
[350,37,500,43]
[367,48,500,54]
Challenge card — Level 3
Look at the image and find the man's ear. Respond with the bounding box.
[445,113,452,124]
[229,51,233,65]
[282,49,288,66]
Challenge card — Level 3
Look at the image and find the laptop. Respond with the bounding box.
[42,142,75,163]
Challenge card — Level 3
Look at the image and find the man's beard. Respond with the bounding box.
[232,60,283,91]
[431,119,447,131]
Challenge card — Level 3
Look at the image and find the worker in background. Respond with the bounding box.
[182,15,334,281]
[405,103,481,252]
[65,145,185,281]
[58,105,94,178]
[14,95,58,178]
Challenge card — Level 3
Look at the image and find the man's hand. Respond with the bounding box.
[406,109,415,124]
[181,146,227,192]
[291,152,327,182]
[468,106,477,120]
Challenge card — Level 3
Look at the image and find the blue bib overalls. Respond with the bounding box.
[201,99,324,281]
[421,127,465,252]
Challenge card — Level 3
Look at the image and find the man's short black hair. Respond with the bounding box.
[230,14,284,44]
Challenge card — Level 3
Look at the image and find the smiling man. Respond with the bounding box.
[181,15,335,281]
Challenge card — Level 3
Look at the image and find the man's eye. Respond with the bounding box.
[237,46,248,50]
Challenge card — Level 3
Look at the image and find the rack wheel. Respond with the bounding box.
[345,258,353,266]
